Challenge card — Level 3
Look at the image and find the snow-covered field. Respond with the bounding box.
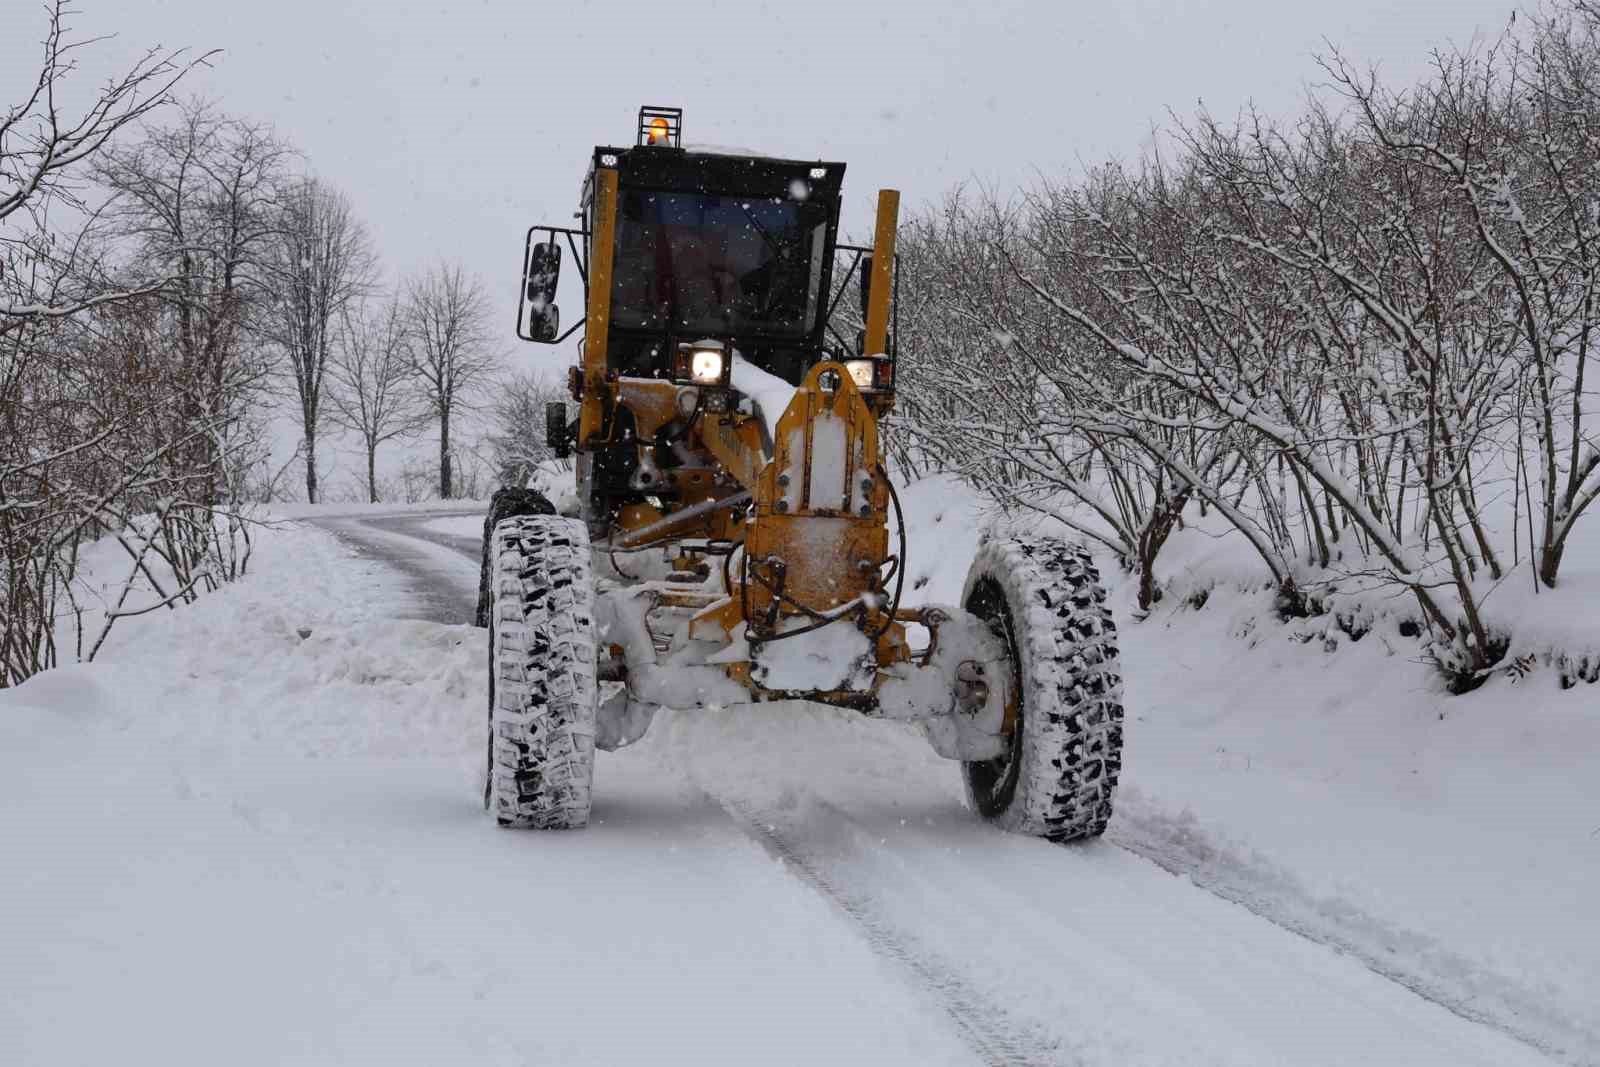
[3,482,1596,1065]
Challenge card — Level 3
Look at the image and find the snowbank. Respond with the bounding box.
[901,473,1600,1058]
[268,497,489,520]
[915,474,1600,1059]
[1111,579,1600,1060]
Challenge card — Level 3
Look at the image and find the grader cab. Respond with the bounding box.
[482,107,1124,840]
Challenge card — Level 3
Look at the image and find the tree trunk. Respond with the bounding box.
[367,442,379,504]
[1539,541,1563,589]
[304,432,318,504]
[439,410,452,500]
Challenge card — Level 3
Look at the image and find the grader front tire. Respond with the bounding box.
[960,536,1124,842]
[485,515,598,830]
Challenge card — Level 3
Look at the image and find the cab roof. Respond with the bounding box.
[590,144,846,203]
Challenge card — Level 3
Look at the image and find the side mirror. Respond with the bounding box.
[546,401,572,459]
[857,254,873,318]
[521,241,562,343]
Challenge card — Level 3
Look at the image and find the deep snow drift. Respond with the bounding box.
[2,486,1595,1065]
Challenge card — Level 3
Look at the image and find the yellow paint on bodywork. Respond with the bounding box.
[568,184,922,699]
[742,362,889,628]
[701,411,768,490]
[613,378,680,439]
[579,167,619,445]
[689,594,744,643]
[615,501,662,532]
[862,189,899,361]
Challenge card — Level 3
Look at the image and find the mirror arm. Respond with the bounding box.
[553,316,586,345]
[564,230,590,291]
[823,249,862,332]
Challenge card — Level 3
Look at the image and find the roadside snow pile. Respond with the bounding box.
[1110,581,1600,1061]
[1,510,489,781]
[1138,501,1600,691]
[86,518,485,761]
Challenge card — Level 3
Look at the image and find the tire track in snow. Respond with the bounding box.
[317,514,1053,1064]
[703,789,1074,1067]
[703,777,1569,1067]
[1105,819,1586,1066]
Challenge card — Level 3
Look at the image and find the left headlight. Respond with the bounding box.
[689,348,724,385]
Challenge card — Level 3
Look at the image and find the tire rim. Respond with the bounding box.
[962,575,1024,817]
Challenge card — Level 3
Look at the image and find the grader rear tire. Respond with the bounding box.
[485,515,598,829]
[960,536,1124,842]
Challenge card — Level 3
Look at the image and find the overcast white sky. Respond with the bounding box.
[3,0,1519,491]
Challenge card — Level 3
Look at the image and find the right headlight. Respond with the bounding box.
[843,359,876,391]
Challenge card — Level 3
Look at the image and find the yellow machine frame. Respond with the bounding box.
[577,177,917,705]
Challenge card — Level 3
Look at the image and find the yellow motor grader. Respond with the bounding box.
[482,107,1122,839]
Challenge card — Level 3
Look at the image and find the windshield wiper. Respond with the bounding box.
[737,202,788,260]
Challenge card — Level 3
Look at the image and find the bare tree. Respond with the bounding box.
[327,294,429,502]
[402,262,497,499]
[0,1,208,337]
[93,98,290,507]
[264,177,377,502]
[4,92,290,685]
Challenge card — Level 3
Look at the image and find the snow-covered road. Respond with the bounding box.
[294,510,1559,1066]
[316,512,483,624]
[3,507,1581,1066]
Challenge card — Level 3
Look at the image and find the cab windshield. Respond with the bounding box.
[610,189,828,339]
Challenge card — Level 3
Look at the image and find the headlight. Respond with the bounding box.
[689,348,724,385]
[843,359,876,390]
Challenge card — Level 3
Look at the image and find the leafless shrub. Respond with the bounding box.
[894,3,1600,686]
[0,8,250,686]
[0,8,328,686]
[486,370,572,489]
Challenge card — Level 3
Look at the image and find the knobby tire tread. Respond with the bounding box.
[962,536,1124,842]
[487,515,598,829]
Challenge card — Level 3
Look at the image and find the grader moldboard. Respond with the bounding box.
[480,107,1123,840]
